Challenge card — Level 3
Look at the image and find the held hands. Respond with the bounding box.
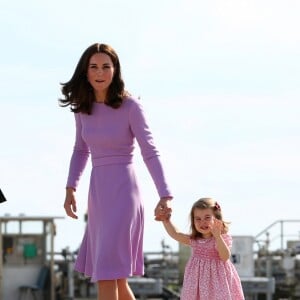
[64,188,78,219]
[154,198,172,221]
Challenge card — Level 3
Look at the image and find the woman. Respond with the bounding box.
[59,43,172,300]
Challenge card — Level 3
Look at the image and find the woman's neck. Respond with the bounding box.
[94,91,106,103]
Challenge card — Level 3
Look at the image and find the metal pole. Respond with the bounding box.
[266,254,272,300]
[68,250,74,299]
[50,221,55,300]
[280,220,284,252]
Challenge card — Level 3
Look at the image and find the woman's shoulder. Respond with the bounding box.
[123,96,140,107]
[122,96,145,114]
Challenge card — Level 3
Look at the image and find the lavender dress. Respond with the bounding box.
[66,97,172,282]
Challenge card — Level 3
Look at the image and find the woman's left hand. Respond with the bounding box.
[154,198,172,221]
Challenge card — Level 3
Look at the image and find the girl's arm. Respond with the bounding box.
[214,235,231,261]
[211,219,231,261]
[162,219,190,245]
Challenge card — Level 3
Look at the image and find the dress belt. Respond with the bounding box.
[92,156,133,167]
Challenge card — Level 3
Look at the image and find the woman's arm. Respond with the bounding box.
[162,218,190,245]
[64,113,90,219]
[66,113,90,189]
[129,100,172,199]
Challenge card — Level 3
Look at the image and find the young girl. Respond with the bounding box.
[160,198,244,300]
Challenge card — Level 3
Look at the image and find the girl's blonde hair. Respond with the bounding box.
[190,197,229,239]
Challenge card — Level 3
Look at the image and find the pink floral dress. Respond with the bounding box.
[181,234,244,300]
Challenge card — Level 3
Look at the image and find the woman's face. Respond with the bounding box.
[87,52,115,102]
[193,208,214,238]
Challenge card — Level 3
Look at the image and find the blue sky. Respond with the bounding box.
[1,0,300,254]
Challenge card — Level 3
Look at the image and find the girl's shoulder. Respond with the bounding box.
[221,233,232,240]
[220,233,233,247]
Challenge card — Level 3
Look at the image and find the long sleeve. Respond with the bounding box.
[129,101,172,198]
[66,113,90,189]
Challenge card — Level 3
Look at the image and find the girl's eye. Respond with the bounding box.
[194,216,213,222]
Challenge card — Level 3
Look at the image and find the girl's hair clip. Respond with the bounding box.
[214,202,221,211]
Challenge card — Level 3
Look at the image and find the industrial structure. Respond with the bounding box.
[1,216,300,299]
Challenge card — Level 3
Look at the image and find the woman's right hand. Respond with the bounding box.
[64,187,78,219]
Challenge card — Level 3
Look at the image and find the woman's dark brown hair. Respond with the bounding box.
[190,197,229,239]
[59,43,129,114]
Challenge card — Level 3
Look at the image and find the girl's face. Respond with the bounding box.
[87,53,115,102]
[193,208,215,238]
